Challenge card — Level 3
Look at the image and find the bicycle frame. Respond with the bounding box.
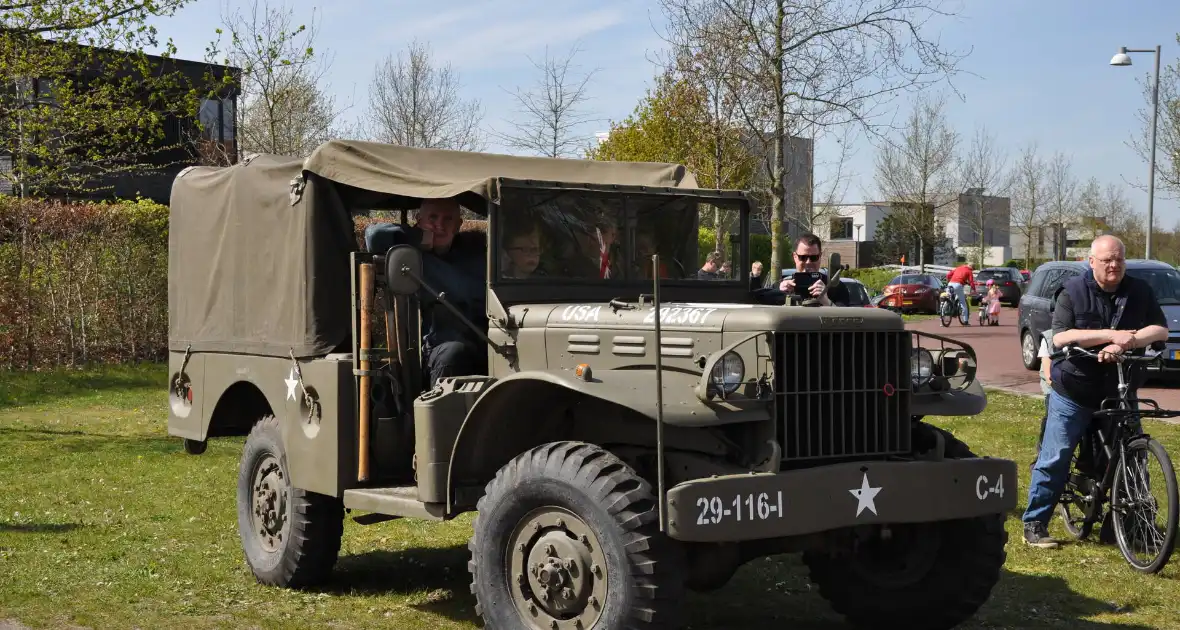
[1057,345,1178,529]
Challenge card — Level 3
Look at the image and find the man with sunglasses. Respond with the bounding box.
[778,233,850,306]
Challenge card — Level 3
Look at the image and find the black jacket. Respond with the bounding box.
[1050,269,1165,407]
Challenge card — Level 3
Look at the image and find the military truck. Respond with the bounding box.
[167,141,1017,630]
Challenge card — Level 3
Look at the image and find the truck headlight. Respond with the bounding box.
[911,348,933,387]
[710,351,745,394]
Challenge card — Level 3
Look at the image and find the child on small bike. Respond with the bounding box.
[981,279,1003,325]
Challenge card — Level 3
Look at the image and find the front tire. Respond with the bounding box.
[237,415,344,588]
[1112,437,1179,574]
[939,300,952,327]
[803,430,1007,630]
[468,441,687,630]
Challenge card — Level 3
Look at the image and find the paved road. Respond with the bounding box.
[905,307,1180,410]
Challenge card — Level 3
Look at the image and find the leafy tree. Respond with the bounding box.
[1,1,234,197]
[209,0,354,159]
[588,70,756,251]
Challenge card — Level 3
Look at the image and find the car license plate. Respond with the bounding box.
[1172,350,1180,360]
[903,300,914,305]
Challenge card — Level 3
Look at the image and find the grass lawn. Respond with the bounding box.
[3,364,1180,629]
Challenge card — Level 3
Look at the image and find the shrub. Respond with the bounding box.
[843,267,898,294]
[0,197,171,369]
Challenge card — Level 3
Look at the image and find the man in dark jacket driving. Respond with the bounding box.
[364,197,487,386]
[1021,235,1168,548]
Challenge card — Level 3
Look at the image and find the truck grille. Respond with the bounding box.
[774,331,912,460]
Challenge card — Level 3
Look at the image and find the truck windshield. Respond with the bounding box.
[495,187,746,285]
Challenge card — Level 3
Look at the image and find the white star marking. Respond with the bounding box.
[285,368,299,401]
[849,473,882,517]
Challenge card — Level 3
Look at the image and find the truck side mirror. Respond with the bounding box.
[384,244,423,296]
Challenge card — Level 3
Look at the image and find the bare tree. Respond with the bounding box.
[958,125,1008,267]
[211,0,353,159]
[873,94,961,266]
[656,0,967,278]
[496,44,600,158]
[667,39,758,250]
[1128,34,1180,198]
[1008,143,1048,266]
[363,39,485,151]
[801,123,860,248]
[1042,151,1078,259]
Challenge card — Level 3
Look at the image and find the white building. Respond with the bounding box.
[811,202,892,267]
[945,189,1012,267]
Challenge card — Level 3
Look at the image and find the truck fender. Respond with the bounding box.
[445,368,771,510]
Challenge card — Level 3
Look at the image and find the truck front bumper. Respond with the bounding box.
[666,457,1017,542]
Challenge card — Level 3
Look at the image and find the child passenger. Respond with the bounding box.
[502,223,544,279]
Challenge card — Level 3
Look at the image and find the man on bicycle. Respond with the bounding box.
[945,262,975,323]
[1022,235,1169,548]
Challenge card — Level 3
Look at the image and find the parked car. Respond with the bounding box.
[880,273,942,314]
[1017,259,1180,373]
[840,277,874,307]
[969,267,1025,306]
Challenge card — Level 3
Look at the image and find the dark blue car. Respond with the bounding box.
[1018,259,1180,373]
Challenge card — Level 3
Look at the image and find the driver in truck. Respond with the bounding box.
[363,196,488,386]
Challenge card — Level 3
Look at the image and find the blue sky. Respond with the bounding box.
[147,0,1180,228]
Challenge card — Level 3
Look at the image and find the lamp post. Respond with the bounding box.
[1111,45,1161,259]
[854,223,863,267]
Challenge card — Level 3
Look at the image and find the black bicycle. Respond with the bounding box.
[1051,344,1180,574]
[938,285,969,327]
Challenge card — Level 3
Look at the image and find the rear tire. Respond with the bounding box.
[803,430,1007,630]
[1021,330,1039,370]
[1112,437,1179,574]
[236,415,344,588]
[183,438,207,455]
[468,441,687,630]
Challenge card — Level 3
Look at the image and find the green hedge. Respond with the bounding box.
[0,196,171,369]
[842,267,899,294]
[697,227,791,268]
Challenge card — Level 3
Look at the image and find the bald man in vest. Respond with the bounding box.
[1021,235,1168,549]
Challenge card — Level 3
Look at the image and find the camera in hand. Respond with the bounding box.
[792,271,827,297]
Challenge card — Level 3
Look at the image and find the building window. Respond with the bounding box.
[221,98,235,141]
[199,98,221,142]
[198,97,237,143]
[830,217,853,240]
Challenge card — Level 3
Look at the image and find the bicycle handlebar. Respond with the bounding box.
[1050,344,1164,365]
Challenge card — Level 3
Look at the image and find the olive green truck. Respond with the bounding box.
[167,140,1017,630]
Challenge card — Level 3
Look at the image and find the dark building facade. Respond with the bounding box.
[1,42,241,204]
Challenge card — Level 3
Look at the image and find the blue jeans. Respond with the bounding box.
[1023,389,1095,524]
[947,282,968,318]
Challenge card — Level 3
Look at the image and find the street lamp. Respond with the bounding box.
[1111,45,1162,259]
[854,223,863,267]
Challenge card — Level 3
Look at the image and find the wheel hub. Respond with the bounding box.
[508,507,607,630]
[250,455,288,552]
[848,522,942,588]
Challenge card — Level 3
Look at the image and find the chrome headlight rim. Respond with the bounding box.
[710,351,745,394]
[911,347,934,387]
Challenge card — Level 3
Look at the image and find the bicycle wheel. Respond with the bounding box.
[1058,441,1099,540]
[939,300,952,327]
[1111,437,1179,574]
